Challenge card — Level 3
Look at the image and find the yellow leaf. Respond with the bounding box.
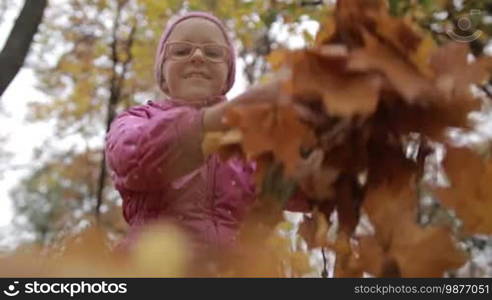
[131,222,191,277]
[410,34,437,78]
[202,129,243,157]
[267,49,288,71]
[315,16,336,46]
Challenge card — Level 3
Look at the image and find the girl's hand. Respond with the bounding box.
[234,67,292,105]
[203,74,287,132]
[233,78,284,106]
[204,69,328,133]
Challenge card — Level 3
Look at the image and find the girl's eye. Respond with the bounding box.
[170,44,192,56]
[204,46,224,58]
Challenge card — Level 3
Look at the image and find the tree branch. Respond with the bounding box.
[0,0,47,97]
[95,0,134,222]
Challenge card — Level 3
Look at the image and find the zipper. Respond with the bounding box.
[207,155,219,249]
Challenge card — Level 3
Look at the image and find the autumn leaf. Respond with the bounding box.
[275,48,382,118]
[368,6,437,77]
[333,232,362,277]
[335,175,363,236]
[348,30,437,103]
[354,221,467,278]
[410,34,437,78]
[314,16,336,45]
[322,73,382,117]
[389,219,467,277]
[224,212,313,277]
[354,235,386,277]
[224,103,277,158]
[295,149,339,202]
[130,222,191,277]
[224,102,315,176]
[435,147,492,235]
[298,207,330,248]
[267,49,289,71]
[362,173,418,247]
[202,129,243,159]
[430,43,492,101]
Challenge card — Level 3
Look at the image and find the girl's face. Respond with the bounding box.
[162,18,229,101]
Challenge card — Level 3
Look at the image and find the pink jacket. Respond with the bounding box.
[105,99,310,254]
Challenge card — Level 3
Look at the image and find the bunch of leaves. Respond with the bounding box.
[203,0,492,277]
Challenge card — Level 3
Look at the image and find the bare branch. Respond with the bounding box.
[0,0,47,97]
[95,1,135,221]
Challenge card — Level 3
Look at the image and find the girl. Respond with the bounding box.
[105,11,308,265]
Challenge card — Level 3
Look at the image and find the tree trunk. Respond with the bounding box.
[0,0,48,97]
[95,0,135,222]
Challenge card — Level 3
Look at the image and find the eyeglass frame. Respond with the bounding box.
[163,41,230,63]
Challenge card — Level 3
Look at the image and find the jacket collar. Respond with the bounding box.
[160,95,227,109]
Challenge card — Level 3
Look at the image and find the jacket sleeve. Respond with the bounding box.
[105,104,205,191]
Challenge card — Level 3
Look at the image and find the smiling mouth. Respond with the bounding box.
[185,72,209,79]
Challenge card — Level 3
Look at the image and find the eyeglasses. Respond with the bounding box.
[164,41,229,63]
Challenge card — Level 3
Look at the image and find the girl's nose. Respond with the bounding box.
[190,48,205,63]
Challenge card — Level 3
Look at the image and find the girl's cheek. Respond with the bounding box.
[166,63,185,87]
[214,65,228,84]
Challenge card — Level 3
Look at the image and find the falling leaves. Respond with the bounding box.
[203,0,492,277]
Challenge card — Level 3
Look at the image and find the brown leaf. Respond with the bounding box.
[295,149,339,201]
[315,16,337,45]
[348,31,436,103]
[430,43,492,100]
[355,215,467,277]
[371,11,436,77]
[282,49,383,118]
[322,73,382,117]
[355,235,386,276]
[225,103,315,176]
[335,174,363,235]
[335,0,385,46]
[298,208,330,249]
[267,49,289,71]
[224,103,275,159]
[362,170,418,247]
[435,147,492,235]
[333,232,362,277]
[285,49,347,100]
[390,220,467,277]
